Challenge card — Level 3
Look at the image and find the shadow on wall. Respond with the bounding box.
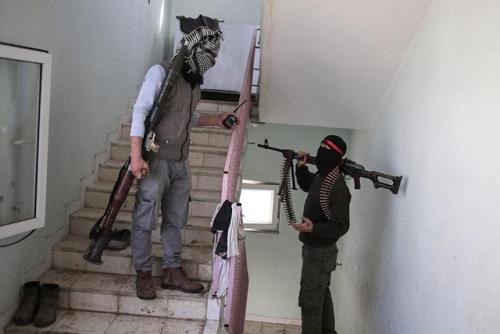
[336,128,407,330]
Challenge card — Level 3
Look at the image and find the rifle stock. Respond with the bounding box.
[251,139,402,194]
[84,158,135,264]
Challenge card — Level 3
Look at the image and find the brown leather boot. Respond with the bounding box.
[136,270,156,300]
[161,267,203,293]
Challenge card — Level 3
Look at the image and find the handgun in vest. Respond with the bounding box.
[250,139,402,194]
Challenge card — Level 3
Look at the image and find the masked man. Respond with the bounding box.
[292,135,351,334]
[129,16,235,300]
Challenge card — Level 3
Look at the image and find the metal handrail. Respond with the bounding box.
[221,30,257,202]
[216,29,257,334]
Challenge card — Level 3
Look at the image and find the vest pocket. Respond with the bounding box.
[157,110,185,144]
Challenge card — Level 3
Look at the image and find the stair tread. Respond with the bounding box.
[55,234,211,252]
[72,207,212,231]
[39,268,208,299]
[5,309,207,334]
[122,123,232,135]
[87,181,220,197]
[53,235,213,265]
[100,160,224,176]
[111,139,229,154]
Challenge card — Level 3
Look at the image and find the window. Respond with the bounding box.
[239,181,280,232]
[0,42,52,238]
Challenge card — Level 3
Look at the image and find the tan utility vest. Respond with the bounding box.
[153,63,201,161]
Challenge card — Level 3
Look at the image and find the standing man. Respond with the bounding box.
[291,135,351,334]
[129,17,234,300]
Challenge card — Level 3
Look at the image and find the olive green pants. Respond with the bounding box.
[299,243,338,334]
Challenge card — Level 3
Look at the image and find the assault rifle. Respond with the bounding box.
[251,139,402,195]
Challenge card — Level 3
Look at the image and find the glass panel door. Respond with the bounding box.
[0,57,41,226]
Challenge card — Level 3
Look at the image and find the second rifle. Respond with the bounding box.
[251,139,402,195]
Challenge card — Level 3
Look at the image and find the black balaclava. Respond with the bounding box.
[316,135,347,176]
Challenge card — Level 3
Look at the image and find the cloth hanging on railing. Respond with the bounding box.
[209,200,244,298]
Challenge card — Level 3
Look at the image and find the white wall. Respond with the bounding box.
[334,0,500,333]
[242,123,352,322]
[0,0,167,330]
[259,0,430,129]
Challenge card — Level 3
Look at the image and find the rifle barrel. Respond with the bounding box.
[255,143,317,165]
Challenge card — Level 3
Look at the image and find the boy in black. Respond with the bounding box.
[291,135,351,334]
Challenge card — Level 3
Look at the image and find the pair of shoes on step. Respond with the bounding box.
[13,282,60,327]
[136,268,204,300]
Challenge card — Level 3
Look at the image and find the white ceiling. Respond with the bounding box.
[259,0,431,129]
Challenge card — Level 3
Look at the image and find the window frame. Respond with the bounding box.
[239,180,280,233]
[0,42,52,238]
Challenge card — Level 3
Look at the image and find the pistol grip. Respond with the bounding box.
[353,177,361,189]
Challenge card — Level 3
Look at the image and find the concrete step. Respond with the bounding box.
[52,235,213,282]
[110,140,228,168]
[196,100,239,113]
[121,124,233,148]
[5,309,209,333]
[84,185,220,217]
[99,160,223,191]
[70,208,214,247]
[84,181,221,212]
[44,269,206,319]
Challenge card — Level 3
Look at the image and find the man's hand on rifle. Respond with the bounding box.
[130,136,150,179]
[131,157,149,180]
[297,151,309,167]
[289,216,313,233]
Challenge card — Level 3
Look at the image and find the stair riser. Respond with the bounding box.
[70,216,214,247]
[121,124,232,149]
[111,145,227,169]
[85,191,219,217]
[52,250,212,281]
[99,166,223,193]
[60,291,207,320]
[85,190,135,211]
[190,132,232,148]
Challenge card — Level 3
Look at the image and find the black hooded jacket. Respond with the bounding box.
[295,164,351,247]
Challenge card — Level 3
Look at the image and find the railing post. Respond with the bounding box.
[212,30,258,334]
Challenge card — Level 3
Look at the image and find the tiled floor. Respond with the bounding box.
[5,311,206,334]
[6,314,301,334]
[244,320,301,334]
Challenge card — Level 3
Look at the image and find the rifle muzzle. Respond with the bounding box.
[83,232,112,265]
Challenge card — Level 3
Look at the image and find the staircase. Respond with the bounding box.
[5,101,237,334]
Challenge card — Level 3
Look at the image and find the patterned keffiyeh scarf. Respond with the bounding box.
[181,26,223,76]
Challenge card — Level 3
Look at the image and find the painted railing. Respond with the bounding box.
[216,30,257,334]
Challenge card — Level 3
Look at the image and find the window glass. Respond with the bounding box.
[0,57,40,226]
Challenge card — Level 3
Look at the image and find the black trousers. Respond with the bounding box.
[299,243,338,334]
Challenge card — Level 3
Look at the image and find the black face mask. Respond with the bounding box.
[316,147,342,176]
